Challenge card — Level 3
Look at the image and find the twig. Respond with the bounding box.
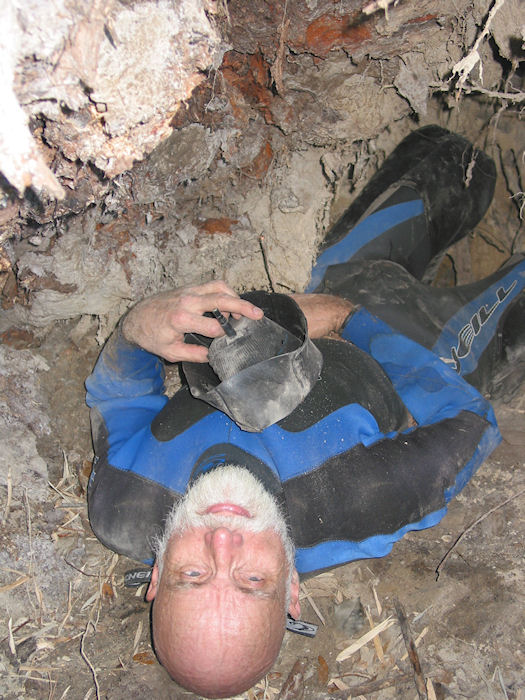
[80,619,100,700]
[365,606,385,663]
[393,598,427,699]
[300,582,325,625]
[336,616,395,662]
[8,617,16,655]
[436,487,525,579]
[431,82,525,104]
[57,450,72,490]
[132,620,143,658]
[271,0,289,95]
[0,575,30,594]
[48,480,84,503]
[400,626,429,661]
[24,489,33,577]
[0,618,31,646]
[345,672,412,697]
[63,558,99,578]
[2,466,12,524]
[57,582,73,636]
[427,677,438,700]
[259,234,275,293]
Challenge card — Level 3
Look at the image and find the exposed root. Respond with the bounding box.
[450,0,506,93]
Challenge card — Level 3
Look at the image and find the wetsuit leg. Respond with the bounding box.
[331,255,525,394]
[307,125,496,291]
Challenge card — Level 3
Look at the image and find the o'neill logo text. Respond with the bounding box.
[450,281,517,373]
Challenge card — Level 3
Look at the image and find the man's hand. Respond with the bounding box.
[291,293,354,339]
[123,281,263,363]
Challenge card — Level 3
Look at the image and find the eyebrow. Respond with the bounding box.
[165,578,278,600]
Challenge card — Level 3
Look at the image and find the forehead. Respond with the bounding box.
[161,578,286,632]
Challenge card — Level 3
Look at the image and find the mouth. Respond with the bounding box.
[204,503,252,518]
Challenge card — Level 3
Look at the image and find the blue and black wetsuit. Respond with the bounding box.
[86,126,524,574]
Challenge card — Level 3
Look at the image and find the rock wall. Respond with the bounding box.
[1,0,523,329]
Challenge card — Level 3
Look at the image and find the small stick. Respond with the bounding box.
[0,575,30,594]
[436,487,525,579]
[80,620,100,700]
[57,582,73,636]
[365,606,385,663]
[2,466,12,524]
[393,598,427,699]
[8,617,16,656]
[336,617,395,662]
[259,234,275,293]
[132,620,143,657]
[0,618,31,646]
[300,582,325,625]
[345,672,412,697]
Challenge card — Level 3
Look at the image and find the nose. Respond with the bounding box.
[205,527,243,567]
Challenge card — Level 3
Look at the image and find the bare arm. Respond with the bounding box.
[122,280,263,363]
[291,293,355,339]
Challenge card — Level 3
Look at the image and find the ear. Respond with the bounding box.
[287,568,301,620]
[146,563,160,601]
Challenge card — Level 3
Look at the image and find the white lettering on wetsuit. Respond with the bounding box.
[450,281,517,373]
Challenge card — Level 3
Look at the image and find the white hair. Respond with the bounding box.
[153,465,295,583]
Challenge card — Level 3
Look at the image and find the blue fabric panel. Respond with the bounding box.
[306,200,424,291]
[86,337,165,401]
[86,334,169,455]
[342,308,499,429]
[295,507,447,573]
[432,263,525,375]
[257,405,382,481]
[107,403,385,491]
[110,411,233,492]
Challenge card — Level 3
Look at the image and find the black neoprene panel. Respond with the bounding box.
[278,338,408,434]
[284,410,488,548]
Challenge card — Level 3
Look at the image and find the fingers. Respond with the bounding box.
[170,309,224,339]
[124,282,264,361]
[163,342,209,364]
[183,290,263,320]
[169,291,263,339]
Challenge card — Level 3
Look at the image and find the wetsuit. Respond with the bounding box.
[85,126,525,574]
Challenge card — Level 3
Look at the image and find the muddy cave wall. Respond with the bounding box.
[0,0,524,508]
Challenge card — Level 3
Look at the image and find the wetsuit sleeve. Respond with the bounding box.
[284,307,502,575]
[85,322,177,564]
[85,320,168,457]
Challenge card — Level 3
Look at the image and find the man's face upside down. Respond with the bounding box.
[146,466,301,698]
